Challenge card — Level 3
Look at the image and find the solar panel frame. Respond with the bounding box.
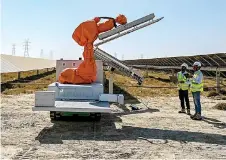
[123,53,226,78]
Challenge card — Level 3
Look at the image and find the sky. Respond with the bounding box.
[1,0,226,60]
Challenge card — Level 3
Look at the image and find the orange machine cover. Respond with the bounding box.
[58,14,127,84]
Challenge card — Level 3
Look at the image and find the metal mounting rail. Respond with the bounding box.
[94,47,144,85]
[131,65,226,72]
[98,13,155,40]
[94,15,164,47]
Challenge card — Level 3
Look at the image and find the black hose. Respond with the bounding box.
[98,17,117,28]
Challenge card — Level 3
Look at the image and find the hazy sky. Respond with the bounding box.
[1,0,226,60]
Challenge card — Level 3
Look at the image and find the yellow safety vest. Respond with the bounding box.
[190,70,203,92]
[177,72,189,90]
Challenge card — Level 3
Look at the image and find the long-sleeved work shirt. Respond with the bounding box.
[192,70,203,84]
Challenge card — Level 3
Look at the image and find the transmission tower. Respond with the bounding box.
[23,39,30,57]
[140,54,143,59]
[49,50,53,60]
[40,49,44,58]
[12,44,16,55]
[114,52,117,58]
[122,54,124,60]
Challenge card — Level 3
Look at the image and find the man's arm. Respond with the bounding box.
[192,72,203,84]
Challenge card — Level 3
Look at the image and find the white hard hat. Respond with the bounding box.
[193,61,201,67]
[181,63,188,69]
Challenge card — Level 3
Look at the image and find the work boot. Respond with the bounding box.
[191,113,202,120]
[187,109,191,115]
[178,109,186,113]
[190,112,197,119]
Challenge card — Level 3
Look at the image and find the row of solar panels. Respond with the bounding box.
[124,53,226,67]
[123,53,226,78]
[0,54,56,73]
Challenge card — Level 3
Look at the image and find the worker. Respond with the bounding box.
[177,63,191,115]
[190,61,203,120]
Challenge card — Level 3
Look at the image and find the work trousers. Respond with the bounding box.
[192,91,201,115]
[179,89,190,110]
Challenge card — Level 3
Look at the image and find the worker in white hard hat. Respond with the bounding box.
[177,63,191,115]
[190,61,203,120]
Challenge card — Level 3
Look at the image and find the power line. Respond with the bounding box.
[12,44,16,56]
[23,39,31,57]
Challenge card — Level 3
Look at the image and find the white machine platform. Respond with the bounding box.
[32,100,111,113]
[32,60,114,120]
[48,82,104,100]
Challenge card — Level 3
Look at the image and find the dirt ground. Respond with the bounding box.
[1,94,226,159]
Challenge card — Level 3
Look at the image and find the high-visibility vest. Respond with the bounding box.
[177,72,189,90]
[191,70,203,92]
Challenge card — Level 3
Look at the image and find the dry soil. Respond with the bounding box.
[1,94,226,159]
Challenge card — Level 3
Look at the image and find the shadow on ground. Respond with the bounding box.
[35,113,226,145]
[202,117,226,129]
[114,108,159,116]
[147,75,171,83]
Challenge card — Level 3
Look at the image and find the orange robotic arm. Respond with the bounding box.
[58,15,127,84]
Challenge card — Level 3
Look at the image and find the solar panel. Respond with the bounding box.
[95,14,164,46]
[94,48,144,85]
[98,13,155,40]
[0,54,56,73]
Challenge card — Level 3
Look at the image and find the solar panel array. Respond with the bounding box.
[0,54,56,73]
[123,53,226,77]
